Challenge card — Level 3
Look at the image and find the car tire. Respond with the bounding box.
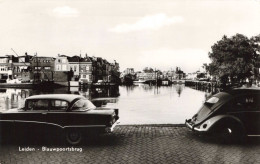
[219,125,245,143]
[65,129,82,145]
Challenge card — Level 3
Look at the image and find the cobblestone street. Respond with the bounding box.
[0,125,259,164]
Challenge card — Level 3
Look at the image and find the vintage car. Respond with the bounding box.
[0,94,119,145]
[185,88,260,141]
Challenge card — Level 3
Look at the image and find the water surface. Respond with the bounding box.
[0,84,208,124]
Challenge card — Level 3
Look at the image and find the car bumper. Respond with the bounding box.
[185,119,206,132]
[105,120,120,133]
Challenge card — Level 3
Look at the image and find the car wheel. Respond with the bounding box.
[65,130,82,145]
[219,125,244,143]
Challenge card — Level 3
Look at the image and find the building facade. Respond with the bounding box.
[30,56,55,82]
[0,56,12,81]
[79,55,92,83]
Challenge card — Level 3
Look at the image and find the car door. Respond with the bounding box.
[14,99,49,139]
[228,94,260,135]
[45,99,69,134]
[245,94,260,135]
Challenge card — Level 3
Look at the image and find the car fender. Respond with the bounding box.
[196,115,245,133]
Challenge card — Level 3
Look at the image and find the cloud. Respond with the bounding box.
[53,6,79,17]
[137,48,210,73]
[109,13,184,33]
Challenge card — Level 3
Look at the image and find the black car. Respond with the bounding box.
[0,94,119,145]
[186,87,260,141]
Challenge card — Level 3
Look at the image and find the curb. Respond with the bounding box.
[118,124,186,127]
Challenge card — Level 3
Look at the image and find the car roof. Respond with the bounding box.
[26,94,85,103]
[224,87,260,96]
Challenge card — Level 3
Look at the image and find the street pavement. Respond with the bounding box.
[0,125,259,164]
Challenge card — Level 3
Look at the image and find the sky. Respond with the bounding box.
[0,0,260,73]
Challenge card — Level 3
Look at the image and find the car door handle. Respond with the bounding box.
[42,113,47,115]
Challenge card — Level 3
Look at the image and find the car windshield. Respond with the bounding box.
[71,99,96,111]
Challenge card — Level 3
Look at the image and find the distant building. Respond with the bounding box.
[125,68,135,75]
[13,53,33,82]
[30,56,55,82]
[79,55,92,83]
[55,54,69,72]
[136,72,156,81]
[161,70,176,80]
[68,56,81,80]
[186,72,197,80]
[0,55,12,81]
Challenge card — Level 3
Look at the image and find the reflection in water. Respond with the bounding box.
[175,84,184,97]
[0,84,206,124]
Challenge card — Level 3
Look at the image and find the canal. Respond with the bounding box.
[0,84,210,125]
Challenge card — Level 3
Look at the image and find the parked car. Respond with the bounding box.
[0,94,119,145]
[185,87,260,141]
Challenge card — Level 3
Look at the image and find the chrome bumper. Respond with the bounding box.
[105,120,120,133]
[185,119,205,132]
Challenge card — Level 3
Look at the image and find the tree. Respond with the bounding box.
[208,34,259,85]
[143,67,154,73]
[250,34,260,81]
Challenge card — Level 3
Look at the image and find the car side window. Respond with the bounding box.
[27,100,49,111]
[50,100,68,111]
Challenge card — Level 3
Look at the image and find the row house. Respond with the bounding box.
[55,55,69,72]
[0,54,33,82]
[30,56,55,82]
[54,55,70,82]
[136,72,156,81]
[13,54,32,82]
[124,68,135,75]
[1,53,119,84]
[161,70,176,81]
[78,56,92,84]
[0,55,12,81]
[68,55,92,83]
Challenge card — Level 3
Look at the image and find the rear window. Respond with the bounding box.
[71,99,96,111]
[206,97,219,104]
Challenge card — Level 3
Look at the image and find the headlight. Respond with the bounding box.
[201,120,211,129]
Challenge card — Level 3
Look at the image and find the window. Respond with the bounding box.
[58,59,61,63]
[34,67,41,70]
[74,66,77,71]
[0,58,7,63]
[62,65,67,71]
[27,100,49,110]
[44,67,51,70]
[50,100,68,111]
[62,59,66,63]
[19,58,25,63]
[57,65,61,70]
[206,97,219,104]
[204,96,219,108]
[71,99,96,111]
[86,66,89,71]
